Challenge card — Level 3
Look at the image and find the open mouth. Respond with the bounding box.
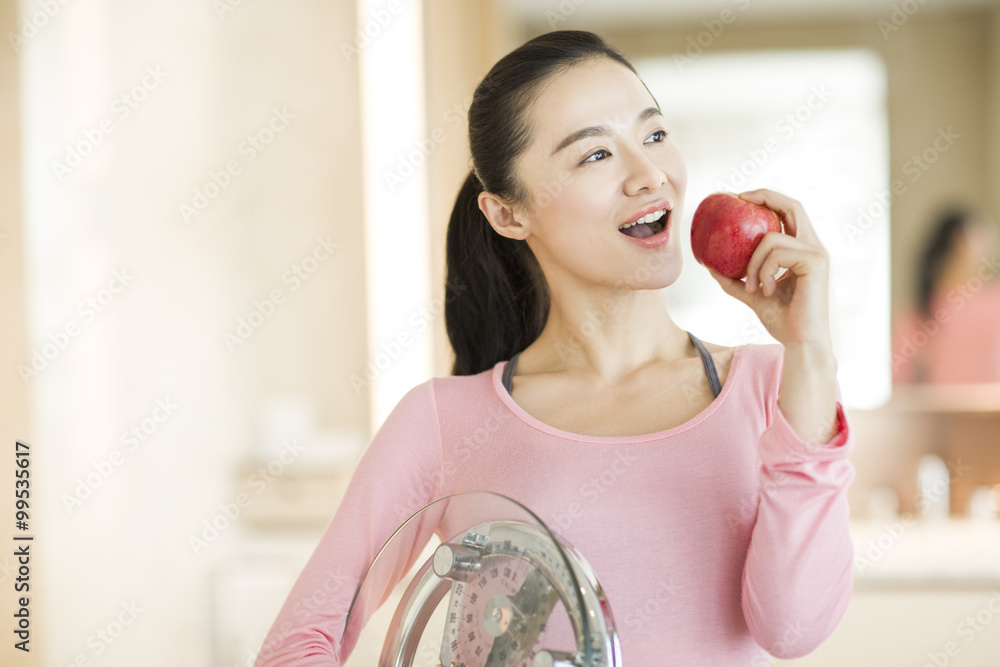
[618,208,669,239]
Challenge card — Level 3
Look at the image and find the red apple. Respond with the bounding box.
[690,192,782,280]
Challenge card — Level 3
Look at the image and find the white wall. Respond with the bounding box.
[17,1,367,664]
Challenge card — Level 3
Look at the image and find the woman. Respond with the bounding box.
[892,207,1000,384]
[256,30,854,665]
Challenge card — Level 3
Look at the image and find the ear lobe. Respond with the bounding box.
[478,191,530,241]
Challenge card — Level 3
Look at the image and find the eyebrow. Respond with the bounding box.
[550,106,663,157]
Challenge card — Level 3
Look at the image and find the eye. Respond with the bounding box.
[645,130,668,144]
[582,149,610,163]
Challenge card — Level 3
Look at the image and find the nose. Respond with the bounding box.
[623,145,666,196]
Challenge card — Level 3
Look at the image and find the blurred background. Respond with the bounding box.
[1,0,999,664]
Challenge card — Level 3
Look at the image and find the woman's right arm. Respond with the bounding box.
[254,379,446,666]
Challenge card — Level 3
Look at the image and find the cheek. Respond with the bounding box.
[668,149,688,190]
[533,185,615,265]
[543,177,611,228]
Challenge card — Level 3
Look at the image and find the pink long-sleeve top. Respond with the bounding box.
[255,342,855,665]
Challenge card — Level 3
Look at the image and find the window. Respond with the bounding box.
[636,49,891,408]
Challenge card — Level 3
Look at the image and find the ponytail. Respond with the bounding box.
[443,30,638,376]
[445,170,548,376]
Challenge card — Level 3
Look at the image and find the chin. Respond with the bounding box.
[621,252,683,291]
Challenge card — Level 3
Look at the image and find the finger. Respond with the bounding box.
[752,245,826,297]
[744,231,815,293]
[758,253,787,297]
[737,188,821,246]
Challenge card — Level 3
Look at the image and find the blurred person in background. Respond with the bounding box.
[892,206,1000,384]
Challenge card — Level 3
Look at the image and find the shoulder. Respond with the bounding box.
[684,339,783,385]
[732,342,785,405]
[732,341,784,372]
[694,339,780,363]
[427,365,499,403]
[381,367,498,425]
[372,378,441,440]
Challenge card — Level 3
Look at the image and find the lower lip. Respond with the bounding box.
[619,215,672,248]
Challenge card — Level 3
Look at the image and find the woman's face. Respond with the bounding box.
[959,217,999,268]
[505,56,688,291]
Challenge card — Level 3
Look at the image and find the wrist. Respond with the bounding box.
[784,340,837,371]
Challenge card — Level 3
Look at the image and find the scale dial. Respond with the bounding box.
[341,491,621,667]
[436,535,565,667]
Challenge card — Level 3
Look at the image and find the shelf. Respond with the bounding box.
[851,518,1000,589]
[879,383,1000,413]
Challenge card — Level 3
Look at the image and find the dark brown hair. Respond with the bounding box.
[444,30,640,375]
[917,207,974,317]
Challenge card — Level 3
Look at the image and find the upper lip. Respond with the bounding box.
[619,199,673,227]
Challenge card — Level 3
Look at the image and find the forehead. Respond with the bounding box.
[525,57,656,148]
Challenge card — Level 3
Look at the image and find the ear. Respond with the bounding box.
[478,191,531,241]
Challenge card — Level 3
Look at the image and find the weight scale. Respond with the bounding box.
[340,491,622,666]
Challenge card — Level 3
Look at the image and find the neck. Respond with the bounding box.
[521,284,692,383]
[935,254,976,291]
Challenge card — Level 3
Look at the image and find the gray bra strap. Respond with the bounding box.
[502,351,521,395]
[687,331,722,399]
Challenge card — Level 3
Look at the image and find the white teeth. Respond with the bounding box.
[619,208,667,229]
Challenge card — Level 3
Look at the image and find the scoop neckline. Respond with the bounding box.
[491,344,747,443]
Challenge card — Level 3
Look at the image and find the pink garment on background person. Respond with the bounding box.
[892,280,1000,384]
[254,343,855,666]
